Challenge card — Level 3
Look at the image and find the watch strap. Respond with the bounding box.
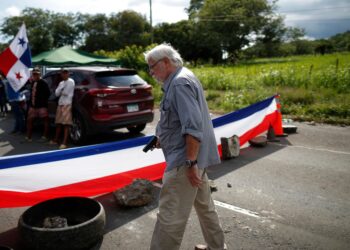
[185,159,197,168]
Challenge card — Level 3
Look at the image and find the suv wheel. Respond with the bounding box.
[127,124,146,134]
[70,113,87,145]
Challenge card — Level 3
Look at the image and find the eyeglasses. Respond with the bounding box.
[148,59,163,71]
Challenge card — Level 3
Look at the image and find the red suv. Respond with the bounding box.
[43,67,154,144]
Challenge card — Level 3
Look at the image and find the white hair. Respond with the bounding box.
[144,43,183,67]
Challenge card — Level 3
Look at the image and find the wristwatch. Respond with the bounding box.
[185,159,197,168]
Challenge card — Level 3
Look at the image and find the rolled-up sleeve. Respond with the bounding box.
[173,82,203,141]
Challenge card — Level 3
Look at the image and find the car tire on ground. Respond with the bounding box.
[18,197,106,250]
[127,124,146,134]
[70,113,87,145]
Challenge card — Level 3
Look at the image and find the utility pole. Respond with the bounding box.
[150,0,153,43]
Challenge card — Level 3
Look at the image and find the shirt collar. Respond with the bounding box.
[162,67,182,93]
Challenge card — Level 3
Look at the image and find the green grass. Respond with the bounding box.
[143,52,350,125]
[192,53,350,125]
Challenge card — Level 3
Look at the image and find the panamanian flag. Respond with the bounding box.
[0,23,32,92]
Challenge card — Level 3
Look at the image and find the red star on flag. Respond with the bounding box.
[15,72,23,80]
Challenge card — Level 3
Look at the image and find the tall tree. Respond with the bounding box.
[256,15,287,57]
[154,20,222,63]
[1,8,54,55]
[284,27,306,42]
[81,10,150,52]
[197,0,276,61]
[186,0,205,18]
[50,13,79,48]
[117,10,150,47]
[329,31,350,52]
[112,10,150,49]
[1,8,150,54]
[1,8,80,55]
[81,14,112,52]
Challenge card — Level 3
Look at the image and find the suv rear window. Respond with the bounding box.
[95,71,146,87]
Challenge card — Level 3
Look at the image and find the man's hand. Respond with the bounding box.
[155,137,161,148]
[186,164,202,187]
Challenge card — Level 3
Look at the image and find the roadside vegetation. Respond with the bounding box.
[2,1,349,125]
[141,52,350,125]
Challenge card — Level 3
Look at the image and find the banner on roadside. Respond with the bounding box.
[0,95,282,208]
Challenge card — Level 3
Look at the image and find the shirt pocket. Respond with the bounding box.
[161,98,170,111]
[160,109,171,128]
[160,99,171,128]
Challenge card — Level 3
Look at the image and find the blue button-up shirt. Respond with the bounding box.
[156,67,220,172]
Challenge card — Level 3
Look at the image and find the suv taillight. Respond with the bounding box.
[145,85,152,94]
[88,88,117,97]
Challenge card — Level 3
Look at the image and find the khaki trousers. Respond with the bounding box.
[150,166,225,250]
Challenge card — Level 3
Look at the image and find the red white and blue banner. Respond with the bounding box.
[0,23,32,92]
[0,95,282,208]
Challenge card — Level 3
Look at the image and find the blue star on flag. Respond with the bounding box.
[18,37,26,47]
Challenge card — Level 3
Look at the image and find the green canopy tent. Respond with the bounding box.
[32,46,119,67]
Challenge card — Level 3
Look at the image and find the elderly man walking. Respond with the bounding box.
[144,44,226,250]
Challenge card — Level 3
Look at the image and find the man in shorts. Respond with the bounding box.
[25,68,50,142]
[49,68,75,149]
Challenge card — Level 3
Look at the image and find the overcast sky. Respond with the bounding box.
[0,0,349,41]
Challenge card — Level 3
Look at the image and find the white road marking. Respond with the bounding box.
[214,200,260,218]
[152,182,261,218]
[272,143,350,155]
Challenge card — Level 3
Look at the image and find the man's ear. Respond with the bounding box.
[163,57,176,70]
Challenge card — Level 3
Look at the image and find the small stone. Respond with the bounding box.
[43,216,68,228]
[227,183,232,188]
[113,179,154,207]
[249,136,267,147]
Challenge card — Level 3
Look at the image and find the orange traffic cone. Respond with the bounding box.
[273,94,284,136]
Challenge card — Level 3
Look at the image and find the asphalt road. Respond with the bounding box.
[0,112,349,249]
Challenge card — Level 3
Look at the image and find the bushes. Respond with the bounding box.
[306,103,350,119]
[316,66,350,92]
[192,52,350,124]
[96,44,157,71]
[278,88,315,105]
